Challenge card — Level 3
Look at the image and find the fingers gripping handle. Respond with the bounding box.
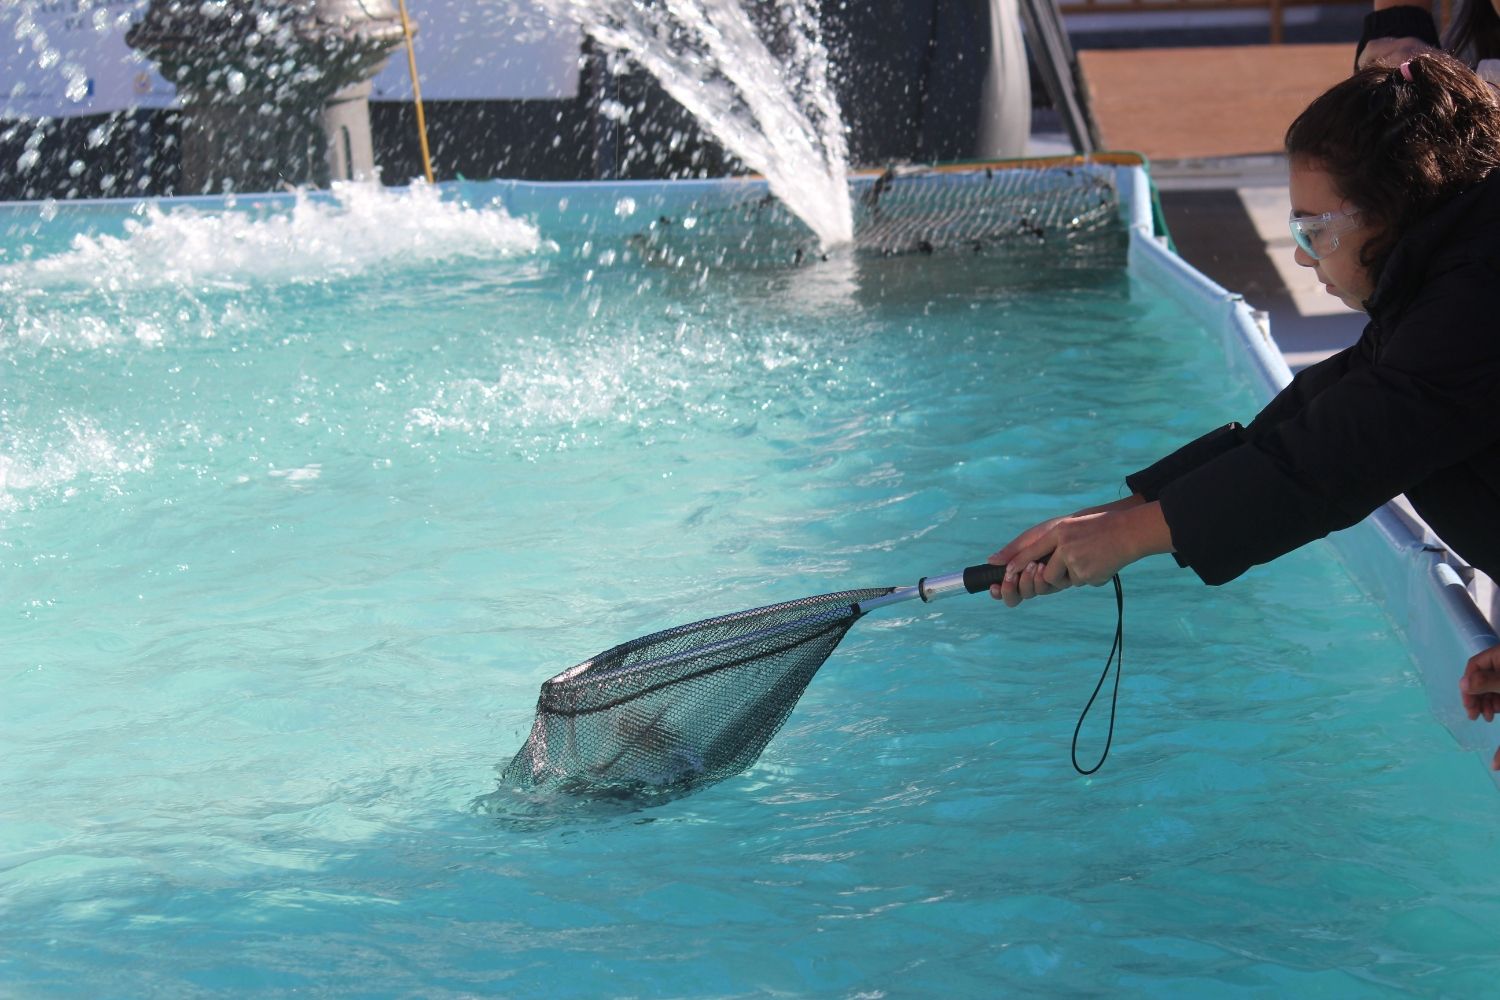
[916,563,1007,602]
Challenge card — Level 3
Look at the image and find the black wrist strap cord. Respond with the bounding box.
[1072,573,1124,775]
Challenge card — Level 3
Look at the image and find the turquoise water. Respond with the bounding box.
[2,181,1498,997]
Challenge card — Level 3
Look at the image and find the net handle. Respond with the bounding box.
[855,563,1008,613]
[923,563,1007,600]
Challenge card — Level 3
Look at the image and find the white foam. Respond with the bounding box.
[3,181,547,293]
[268,464,323,488]
[0,415,154,512]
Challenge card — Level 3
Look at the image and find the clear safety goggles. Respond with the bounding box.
[1288,208,1362,260]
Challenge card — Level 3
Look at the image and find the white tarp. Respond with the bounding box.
[2,1,174,118]
[2,0,581,120]
[369,0,581,103]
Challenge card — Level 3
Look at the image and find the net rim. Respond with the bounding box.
[539,587,895,704]
[538,610,855,718]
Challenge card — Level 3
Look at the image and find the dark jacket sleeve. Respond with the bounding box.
[1126,422,1245,501]
[1355,5,1441,70]
[1124,333,1368,501]
[1150,264,1500,585]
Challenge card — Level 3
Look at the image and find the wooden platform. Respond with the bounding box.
[1077,43,1353,160]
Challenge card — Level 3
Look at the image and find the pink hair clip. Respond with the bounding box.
[1399,59,1414,82]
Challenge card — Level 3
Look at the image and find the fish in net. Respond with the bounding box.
[502,587,893,800]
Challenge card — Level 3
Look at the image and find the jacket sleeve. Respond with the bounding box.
[1155,264,1500,585]
[1244,337,1368,434]
[1125,335,1368,501]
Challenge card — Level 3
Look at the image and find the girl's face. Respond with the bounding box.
[1288,158,1378,311]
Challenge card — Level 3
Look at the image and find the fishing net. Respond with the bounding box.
[629,162,1126,267]
[853,164,1121,256]
[500,567,1125,812]
[502,587,894,799]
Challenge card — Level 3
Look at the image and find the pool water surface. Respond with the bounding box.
[2,181,1499,997]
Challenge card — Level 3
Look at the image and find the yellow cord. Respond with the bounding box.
[397,0,435,184]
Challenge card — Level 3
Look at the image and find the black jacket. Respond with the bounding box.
[1126,172,1500,585]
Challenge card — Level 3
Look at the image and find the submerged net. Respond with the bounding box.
[503,587,894,799]
[629,162,1125,267]
[853,165,1120,257]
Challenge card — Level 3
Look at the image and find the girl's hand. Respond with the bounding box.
[987,497,1172,608]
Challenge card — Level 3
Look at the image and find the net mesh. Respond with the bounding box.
[503,587,894,799]
[629,163,1125,267]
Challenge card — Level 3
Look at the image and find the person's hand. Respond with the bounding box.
[986,511,1135,606]
[1459,643,1500,769]
[986,498,1172,608]
[985,513,1069,606]
[1356,36,1438,71]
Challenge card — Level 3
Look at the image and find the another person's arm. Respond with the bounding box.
[1355,2,1441,70]
[1459,643,1500,769]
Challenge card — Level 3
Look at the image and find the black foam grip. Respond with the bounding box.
[962,563,1007,594]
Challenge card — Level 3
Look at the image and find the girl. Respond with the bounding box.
[988,54,1500,764]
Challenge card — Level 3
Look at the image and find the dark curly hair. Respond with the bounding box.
[1285,52,1500,286]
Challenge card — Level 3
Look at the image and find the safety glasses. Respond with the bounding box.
[1288,208,1362,260]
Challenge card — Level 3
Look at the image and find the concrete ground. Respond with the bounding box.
[1079,44,1352,161]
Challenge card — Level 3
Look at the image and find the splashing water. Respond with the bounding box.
[1,181,546,295]
[0,181,547,352]
[0,414,154,512]
[542,0,854,250]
